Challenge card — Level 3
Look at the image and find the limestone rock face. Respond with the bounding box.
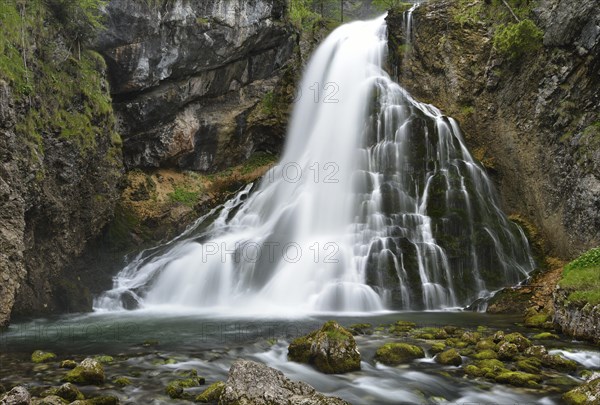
[386,0,600,257]
[96,0,297,171]
[553,286,600,344]
[220,360,351,405]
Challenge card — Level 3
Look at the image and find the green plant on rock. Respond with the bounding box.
[493,19,543,62]
[559,247,600,306]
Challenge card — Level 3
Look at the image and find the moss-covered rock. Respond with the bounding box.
[165,376,204,399]
[429,342,446,355]
[86,396,120,405]
[413,327,449,340]
[435,349,462,366]
[542,354,578,372]
[497,342,519,360]
[348,323,373,335]
[460,331,480,345]
[532,332,559,340]
[563,376,600,405]
[389,321,416,335]
[64,358,105,385]
[473,349,498,360]
[524,310,553,329]
[492,331,505,343]
[288,321,361,374]
[524,345,548,358]
[517,357,542,373]
[475,339,497,351]
[113,377,132,387]
[502,333,531,351]
[36,395,68,405]
[475,359,507,377]
[93,355,114,364]
[374,343,425,365]
[494,371,541,387]
[31,350,57,363]
[195,381,225,403]
[59,360,78,369]
[55,383,84,402]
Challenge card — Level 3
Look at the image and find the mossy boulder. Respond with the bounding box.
[64,358,105,385]
[195,381,225,403]
[165,377,204,399]
[348,323,373,335]
[494,371,541,387]
[413,327,449,340]
[563,376,600,405]
[524,345,548,358]
[475,359,508,377]
[32,350,57,363]
[389,321,416,335]
[524,309,553,329]
[86,396,120,405]
[55,383,84,402]
[374,343,425,365]
[288,321,361,374]
[532,332,559,340]
[93,355,114,364]
[473,350,498,360]
[460,331,480,345]
[542,354,578,372]
[59,360,78,369]
[517,357,542,373]
[113,377,132,387]
[475,339,497,351]
[497,342,519,360]
[429,342,446,354]
[492,331,505,343]
[36,395,68,405]
[435,349,462,366]
[502,333,531,351]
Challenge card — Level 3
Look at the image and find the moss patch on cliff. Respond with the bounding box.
[0,0,118,154]
[559,247,600,306]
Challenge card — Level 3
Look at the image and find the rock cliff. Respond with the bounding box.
[96,0,296,171]
[386,0,599,258]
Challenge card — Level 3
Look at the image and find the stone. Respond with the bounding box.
[563,375,600,405]
[497,342,519,360]
[64,358,105,385]
[288,321,361,374]
[435,349,462,366]
[31,351,56,363]
[502,333,531,351]
[59,360,77,369]
[195,381,225,403]
[374,343,425,365]
[542,354,578,372]
[494,371,541,387]
[219,360,350,405]
[0,386,31,405]
[55,383,83,402]
[524,345,548,358]
[33,396,66,405]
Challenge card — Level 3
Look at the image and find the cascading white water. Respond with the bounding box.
[96,10,534,314]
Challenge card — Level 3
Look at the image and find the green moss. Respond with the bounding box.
[517,357,541,373]
[542,354,578,372]
[560,247,600,306]
[502,332,531,351]
[93,355,114,364]
[165,377,202,399]
[435,349,462,366]
[563,390,589,405]
[493,19,543,62]
[430,342,447,354]
[524,312,552,327]
[494,371,541,387]
[475,339,497,351]
[532,332,559,340]
[31,350,57,363]
[60,360,78,369]
[240,152,277,175]
[460,331,481,345]
[473,349,498,360]
[64,359,105,385]
[413,327,449,340]
[168,187,199,206]
[195,381,225,403]
[389,320,416,335]
[113,377,132,387]
[374,343,425,365]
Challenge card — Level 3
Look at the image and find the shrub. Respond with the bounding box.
[493,19,543,62]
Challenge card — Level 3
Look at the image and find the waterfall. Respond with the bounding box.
[95,11,534,314]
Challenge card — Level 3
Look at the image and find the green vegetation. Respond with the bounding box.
[31,350,57,363]
[168,187,200,206]
[493,19,543,61]
[374,342,425,365]
[559,247,600,306]
[0,0,119,154]
[372,0,413,12]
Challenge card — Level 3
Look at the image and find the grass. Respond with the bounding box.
[168,187,200,206]
[559,247,600,306]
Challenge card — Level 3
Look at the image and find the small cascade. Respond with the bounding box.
[95,8,534,314]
